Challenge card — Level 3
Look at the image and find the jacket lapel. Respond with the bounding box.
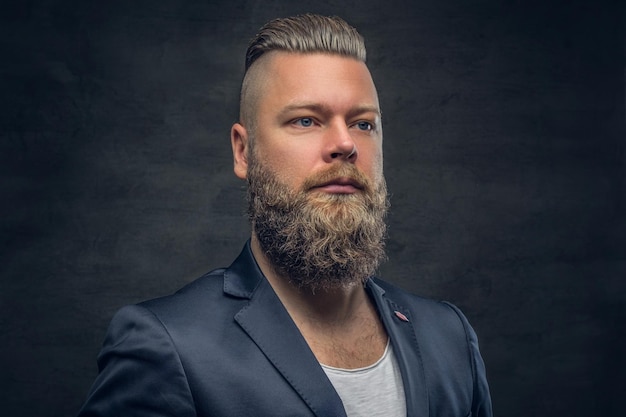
[225,243,346,417]
[367,280,430,417]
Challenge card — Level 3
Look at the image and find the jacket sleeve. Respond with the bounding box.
[77,305,197,417]
[443,302,493,417]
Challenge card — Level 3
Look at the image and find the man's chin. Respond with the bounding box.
[305,195,367,219]
[306,190,366,204]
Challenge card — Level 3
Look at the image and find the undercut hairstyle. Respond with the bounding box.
[239,14,367,131]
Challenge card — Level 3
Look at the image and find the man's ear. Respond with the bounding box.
[231,123,249,180]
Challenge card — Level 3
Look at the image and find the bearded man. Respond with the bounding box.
[79,14,492,417]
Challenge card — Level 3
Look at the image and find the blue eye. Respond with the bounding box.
[296,118,314,127]
[356,121,373,131]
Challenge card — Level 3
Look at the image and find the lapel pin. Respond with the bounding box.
[394,310,409,322]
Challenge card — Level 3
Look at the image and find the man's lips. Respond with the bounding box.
[310,177,364,194]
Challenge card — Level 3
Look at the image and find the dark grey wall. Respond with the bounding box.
[1,0,624,416]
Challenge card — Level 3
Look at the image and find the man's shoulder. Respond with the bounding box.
[137,242,262,318]
[130,266,232,323]
[370,277,445,309]
[369,277,472,330]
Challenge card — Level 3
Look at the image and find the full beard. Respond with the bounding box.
[246,155,389,293]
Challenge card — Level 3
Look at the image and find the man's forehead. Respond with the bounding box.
[257,51,377,95]
[241,50,380,126]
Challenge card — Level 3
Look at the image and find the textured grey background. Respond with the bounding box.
[1,0,625,416]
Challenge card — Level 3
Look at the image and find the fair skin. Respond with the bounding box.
[231,52,387,368]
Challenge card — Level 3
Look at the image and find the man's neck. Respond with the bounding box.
[250,235,388,368]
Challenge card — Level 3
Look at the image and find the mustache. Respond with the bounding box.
[300,164,372,193]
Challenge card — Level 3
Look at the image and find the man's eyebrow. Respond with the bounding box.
[278,102,381,118]
[347,105,381,119]
[278,103,327,117]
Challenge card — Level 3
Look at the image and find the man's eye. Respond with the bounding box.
[295,118,314,127]
[356,121,373,131]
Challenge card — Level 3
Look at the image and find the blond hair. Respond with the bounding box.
[245,14,366,71]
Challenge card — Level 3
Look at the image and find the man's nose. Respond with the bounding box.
[324,123,358,162]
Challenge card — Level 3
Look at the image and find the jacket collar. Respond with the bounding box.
[366,280,429,416]
[224,241,428,417]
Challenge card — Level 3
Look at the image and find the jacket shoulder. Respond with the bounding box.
[371,277,477,348]
[371,277,459,316]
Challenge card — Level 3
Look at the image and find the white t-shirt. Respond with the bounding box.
[321,340,407,417]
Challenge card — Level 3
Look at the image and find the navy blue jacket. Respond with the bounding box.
[79,242,492,416]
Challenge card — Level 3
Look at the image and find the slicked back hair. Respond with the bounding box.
[239,14,367,131]
[245,14,366,71]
